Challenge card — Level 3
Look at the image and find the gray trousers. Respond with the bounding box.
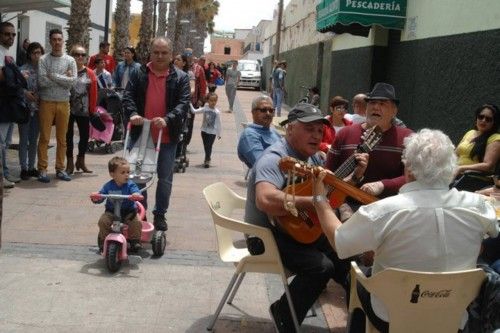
[225,84,237,110]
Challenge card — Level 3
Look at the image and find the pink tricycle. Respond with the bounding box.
[90,192,166,273]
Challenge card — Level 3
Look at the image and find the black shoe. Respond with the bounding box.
[28,169,39,178]
[269,301,295,333]
[129,240,143,253]
[97,236,104,254]
[20,169,30,180]
[153,215,168,231]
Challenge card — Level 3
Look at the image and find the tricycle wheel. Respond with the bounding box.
[106,241,122,272]
[151,230,166,257]
[105,144,115,154]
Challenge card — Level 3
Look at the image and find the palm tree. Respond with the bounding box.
[156,0,168,37]
[112,0,131,62]
[136,0,154,64]
[66,0,92,53]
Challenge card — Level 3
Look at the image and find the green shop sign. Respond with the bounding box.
[316,0,408,32]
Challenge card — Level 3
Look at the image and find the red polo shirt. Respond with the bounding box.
[144,62,169,144]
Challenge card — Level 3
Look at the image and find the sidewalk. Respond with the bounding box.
[0,88,347,332]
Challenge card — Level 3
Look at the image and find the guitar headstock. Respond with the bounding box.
[359,126,383,153]
[279,157,321,177]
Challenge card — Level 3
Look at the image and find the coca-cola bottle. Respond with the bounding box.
[410,284,420,303]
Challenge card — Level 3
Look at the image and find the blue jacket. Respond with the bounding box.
[113,60,141,88]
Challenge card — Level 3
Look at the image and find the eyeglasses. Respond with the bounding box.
[2,32,16,37]
[256,108,275,114]
[477,114,493,123]
[334,105,347,111]
[72,53,86,57]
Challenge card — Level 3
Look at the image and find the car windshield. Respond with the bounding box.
[238,63,258,71]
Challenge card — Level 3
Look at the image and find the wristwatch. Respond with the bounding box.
[313,195,327,204]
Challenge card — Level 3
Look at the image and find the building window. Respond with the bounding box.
[45,22,63,51]
[224,47,231,55]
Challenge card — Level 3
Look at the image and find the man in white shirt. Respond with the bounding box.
[313,128,499,333]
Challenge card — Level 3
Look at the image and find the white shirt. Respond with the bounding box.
[335,181,499,323]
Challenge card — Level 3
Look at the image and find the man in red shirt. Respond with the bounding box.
[88,41,116,74]
[122,37,190,231]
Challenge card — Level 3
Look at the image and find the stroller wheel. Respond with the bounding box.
[105,144,115,154]
[88,141,95,152]
[151,230,166,257]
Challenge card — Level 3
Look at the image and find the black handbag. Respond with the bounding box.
[89,111,106,132]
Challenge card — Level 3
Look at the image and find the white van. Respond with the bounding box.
[237,59,261,91]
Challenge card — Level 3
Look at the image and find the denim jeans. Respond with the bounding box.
[273,88,284,117]
[140,141,177,217]
[0,123,14,176]
[18,113,40,171]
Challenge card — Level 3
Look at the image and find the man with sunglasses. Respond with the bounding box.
[37,28,77,183]
[0,22,25,188]
[237,95,280,168]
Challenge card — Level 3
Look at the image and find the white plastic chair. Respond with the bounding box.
[203,182,301,332]
[348,261,485,333]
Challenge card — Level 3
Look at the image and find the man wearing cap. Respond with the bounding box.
[326,82,413,198]
[245,103,351,332]
[88,41,116,74]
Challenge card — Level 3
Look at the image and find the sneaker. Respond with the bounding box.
[3,178,15,188]
[269,301,294,333]
[129,240,143,253]
[20,169,30,181]
[56,170,71,181]
[28,169,39,178]
[204,160,210,168]
[5,174,20,183]
[153,215,168,231]
[37,172,50,183]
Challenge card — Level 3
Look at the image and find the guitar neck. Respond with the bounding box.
[334,155,357,179]
[323,173,377,204]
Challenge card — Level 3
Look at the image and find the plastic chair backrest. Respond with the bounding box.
[351,262,485,333]
[203,182,286,275]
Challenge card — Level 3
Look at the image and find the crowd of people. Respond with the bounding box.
[238,81,499,332]
[1,20,499,332]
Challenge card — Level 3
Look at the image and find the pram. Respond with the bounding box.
[88,88,125,154]
[174,112,190,173]
[91,119,166,273]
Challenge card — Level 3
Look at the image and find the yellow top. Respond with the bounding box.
[456,130,500,165]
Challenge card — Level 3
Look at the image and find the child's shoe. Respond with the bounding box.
[129,240,143,253]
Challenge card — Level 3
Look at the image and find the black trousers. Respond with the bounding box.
[272,229,351,329]
[66,114,89,158]
[201,131,216,162]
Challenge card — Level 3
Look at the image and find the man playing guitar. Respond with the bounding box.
[326,82,413,198]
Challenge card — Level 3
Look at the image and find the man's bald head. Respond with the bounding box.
[353,93,367,116]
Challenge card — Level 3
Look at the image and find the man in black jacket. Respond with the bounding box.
[122,37,190,231]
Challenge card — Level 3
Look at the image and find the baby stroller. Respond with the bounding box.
[88,88,125,154]
[174,113,190,173]
[91,119,167,273]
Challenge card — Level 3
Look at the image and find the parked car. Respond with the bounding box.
[237,59,261,91]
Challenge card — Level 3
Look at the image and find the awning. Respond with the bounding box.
[0,0,70,13]
[316,0,407,36]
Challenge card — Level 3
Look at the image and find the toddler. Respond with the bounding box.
[91,156,142,252]
[190,92,222,168]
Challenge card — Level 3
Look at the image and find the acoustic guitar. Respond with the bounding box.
[275,126,382,244]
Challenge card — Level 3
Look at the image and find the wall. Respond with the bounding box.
[206,37,244,64]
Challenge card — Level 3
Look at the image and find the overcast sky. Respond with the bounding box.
[127,0,291,31]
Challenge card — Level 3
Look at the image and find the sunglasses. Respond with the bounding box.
[256,108,275,114]
[477,114,493,123]
[72,53,86,57]
[2,32,16,37]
